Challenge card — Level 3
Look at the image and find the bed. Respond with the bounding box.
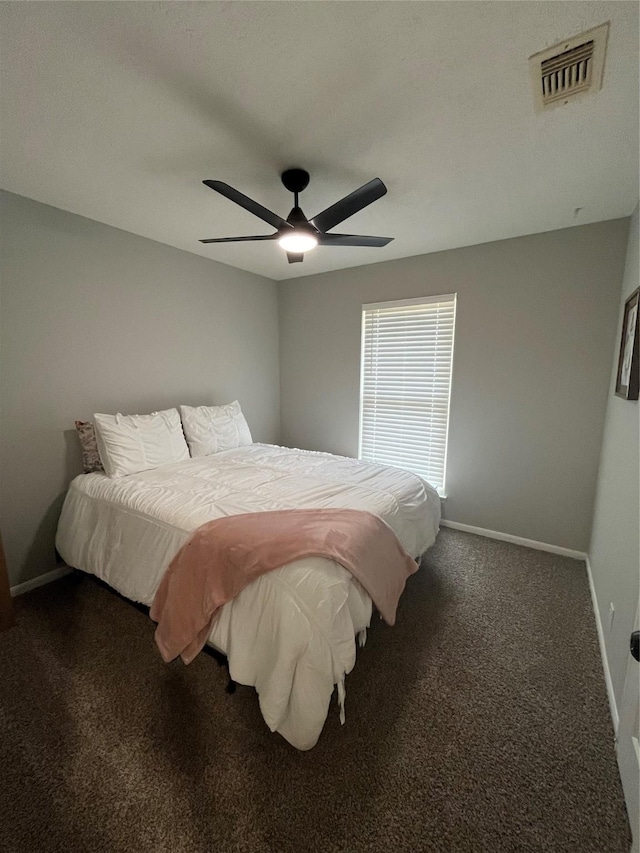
[56,442,441,750]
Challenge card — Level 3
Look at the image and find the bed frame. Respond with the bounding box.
[72,569,238,693]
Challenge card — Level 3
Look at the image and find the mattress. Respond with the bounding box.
[56,443,441,749]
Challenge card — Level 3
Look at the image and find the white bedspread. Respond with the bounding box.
[56,443,440,749]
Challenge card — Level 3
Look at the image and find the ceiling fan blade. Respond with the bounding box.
[318,233,394,247]
[311,178,387,233]
[203,180,290,231]
[199,234,278,244]
[287,253,304,264]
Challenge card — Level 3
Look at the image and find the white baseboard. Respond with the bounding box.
[439,519,587,561]
[10,566,72,597]
[584,555,619,734]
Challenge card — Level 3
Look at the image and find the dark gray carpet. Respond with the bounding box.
[0,529,631,853]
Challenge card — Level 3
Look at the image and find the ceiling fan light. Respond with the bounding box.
[278,231,318,253]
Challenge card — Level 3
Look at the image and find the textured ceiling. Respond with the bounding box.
[1,1,638,281]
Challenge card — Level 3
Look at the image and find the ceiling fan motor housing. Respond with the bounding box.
[285,205,316,233]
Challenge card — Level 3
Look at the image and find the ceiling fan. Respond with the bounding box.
[199,168,393,264]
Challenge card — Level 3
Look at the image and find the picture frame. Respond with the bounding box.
[615,287,639,400]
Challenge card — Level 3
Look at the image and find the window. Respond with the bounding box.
[359,294,457,495]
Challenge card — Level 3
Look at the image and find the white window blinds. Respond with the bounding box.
[359,294,456,495]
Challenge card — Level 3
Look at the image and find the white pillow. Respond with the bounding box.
[93,408,190,478]
[179,401,252,457]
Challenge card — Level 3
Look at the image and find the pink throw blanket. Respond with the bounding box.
[150,508,418,665]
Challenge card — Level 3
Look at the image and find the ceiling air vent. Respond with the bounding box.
[529,23,609,112]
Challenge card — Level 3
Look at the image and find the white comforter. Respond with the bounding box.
[56,443,440,749]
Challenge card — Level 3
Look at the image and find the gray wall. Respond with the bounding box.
[589,206,639,709]
[279,220,630,552]
[0,191,280,586]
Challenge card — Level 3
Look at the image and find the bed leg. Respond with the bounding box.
[202,645,237,696]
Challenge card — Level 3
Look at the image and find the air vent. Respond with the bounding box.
[529,23,609,112]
